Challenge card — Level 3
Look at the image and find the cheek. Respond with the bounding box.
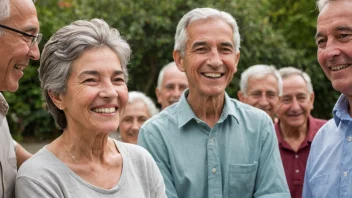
[317,51,325,67]
[119,122,130,131]
[118,86,129,105]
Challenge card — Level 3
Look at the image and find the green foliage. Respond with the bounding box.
[5,0,337,141]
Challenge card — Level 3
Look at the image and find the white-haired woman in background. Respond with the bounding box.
[114,91,158,144]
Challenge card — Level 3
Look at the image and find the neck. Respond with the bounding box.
[279,122,307,140]
[187,92,225,128]
[60,128,113,163]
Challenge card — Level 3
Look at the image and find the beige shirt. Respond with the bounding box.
[0,93,17,198]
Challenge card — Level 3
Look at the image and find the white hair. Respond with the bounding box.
[156,61,177,90]
[317,0,340,11]
[128,91,159,117]
[0,0,11,35]
[279,67,314,94]
[240,64,283,96]
[174,7,240,56]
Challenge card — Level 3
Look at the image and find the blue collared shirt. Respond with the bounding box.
[303,94,352,198]
[138,90,290,198]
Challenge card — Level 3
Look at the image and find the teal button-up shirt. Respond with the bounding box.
[138,90,290,198]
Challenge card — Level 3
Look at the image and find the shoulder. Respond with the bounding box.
[139,104,179,139]
[312,118,336,142]
[229,98,273,129]
[17,148,62,180]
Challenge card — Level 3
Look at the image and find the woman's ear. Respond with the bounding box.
[48,90,64,110]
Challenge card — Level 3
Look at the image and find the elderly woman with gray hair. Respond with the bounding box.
[112,91,159,144]
[15,18,166,198]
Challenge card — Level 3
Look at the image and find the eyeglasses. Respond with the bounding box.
[0,24,42,47]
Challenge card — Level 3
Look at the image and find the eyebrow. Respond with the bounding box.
[78,70,124,77]
[191,41,207,49]
[220,42,234,48]
[23,25,38,33]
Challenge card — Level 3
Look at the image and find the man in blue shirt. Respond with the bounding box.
[138,7,290,198]
[302,1,352,198]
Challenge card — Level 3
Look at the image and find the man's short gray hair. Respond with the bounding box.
[39,18,131,130]
[128,91,159,117]
[174,8,240,56]
[317,0,336,11]
[156,62,177,90]
[0,0,11,35]
[240,64,283,97]
[279,67,314,94]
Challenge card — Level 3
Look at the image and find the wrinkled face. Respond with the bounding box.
[174,18,240,98]
[239,74,279,120]
[57,47,128,134]
[0,0,40,92]
[119,99,150,144]
[156,66,188,110]
[277,74,314,129]
[316,1,352,98]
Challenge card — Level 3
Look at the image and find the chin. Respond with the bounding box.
[5,83,19,92]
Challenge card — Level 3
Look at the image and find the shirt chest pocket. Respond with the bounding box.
[229,161,258,198]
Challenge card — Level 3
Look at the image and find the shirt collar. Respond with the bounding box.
[177,89,238,128]
[333,94,352,126]
[0,92,9,116]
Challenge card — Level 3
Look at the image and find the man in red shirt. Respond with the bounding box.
[275,67,327,198]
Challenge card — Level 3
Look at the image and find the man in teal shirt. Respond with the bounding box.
[138,7,290,198]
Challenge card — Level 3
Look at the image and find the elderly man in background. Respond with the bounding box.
[303,0,352,197]
[138,7,290,198]
[275,67,326,198]
[155,61,188,110]
[117,91,159,144]
[0,0,40,196]
[237,64,282,122]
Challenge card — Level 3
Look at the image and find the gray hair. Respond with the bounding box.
[279,67,314,94]
[0,0,10,35]
[39,18,131,130]
[174,7,240,56]
[128,91,159,117]
[240,64,283,96]
[317,0,332,11]
[156,61,177,90]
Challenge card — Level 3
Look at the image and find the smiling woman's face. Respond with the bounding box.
[54,47,128,134]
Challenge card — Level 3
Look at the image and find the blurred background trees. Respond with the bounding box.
[4,0,339,141]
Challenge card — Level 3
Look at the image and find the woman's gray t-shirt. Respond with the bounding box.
[15,140,166,198]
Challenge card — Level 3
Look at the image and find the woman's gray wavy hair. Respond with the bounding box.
[174,8,240,57]
[39,18,131,130]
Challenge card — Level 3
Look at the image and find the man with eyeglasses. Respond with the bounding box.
[0,0,41,197]
[237,64,282,122]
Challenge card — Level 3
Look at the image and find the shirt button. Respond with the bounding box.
[347,137,352,142]
[344,172,348,177]
[212,168,217,174]
[295,169,299,173]
[295,155,299,159]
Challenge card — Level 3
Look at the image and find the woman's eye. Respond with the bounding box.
[83,78,96,83]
